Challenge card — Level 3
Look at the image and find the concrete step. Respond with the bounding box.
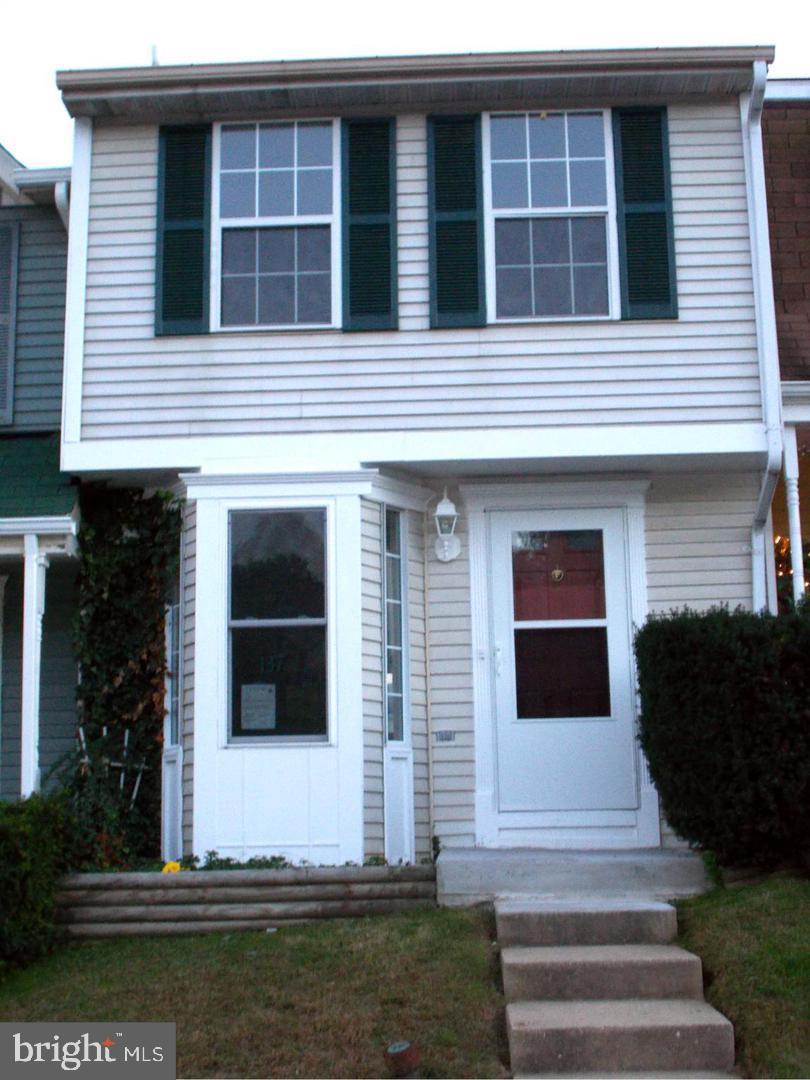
[502,944,704,1002]
[496,899,677,947]
[507,999,735,1075]
[437,848,708,905]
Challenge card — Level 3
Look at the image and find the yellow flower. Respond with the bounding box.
[161,860,182,873]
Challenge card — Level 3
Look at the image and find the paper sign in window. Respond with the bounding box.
[241,683,277,730]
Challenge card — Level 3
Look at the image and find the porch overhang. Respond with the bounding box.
[57,46,774,124]
[782,381,810,426]
[0,515,78,557]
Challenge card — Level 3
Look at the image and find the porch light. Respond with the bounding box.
[434,489,461,562]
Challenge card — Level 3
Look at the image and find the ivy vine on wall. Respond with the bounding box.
[66,486,181,866]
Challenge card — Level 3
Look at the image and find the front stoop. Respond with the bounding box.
[438,849,708,906]
[498,900,735,1078]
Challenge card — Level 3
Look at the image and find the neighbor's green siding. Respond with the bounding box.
[0,434,75,518]
[0,206,67,432]
[0,562,78,800]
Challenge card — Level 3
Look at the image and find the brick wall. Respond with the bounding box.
[763,104,810,381]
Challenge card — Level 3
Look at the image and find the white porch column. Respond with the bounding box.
[784,426,806,605]
[20,534,48,797]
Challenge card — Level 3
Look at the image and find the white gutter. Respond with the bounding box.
[742,59,783,612]
[765,78,810,100]
[54,181,70,231]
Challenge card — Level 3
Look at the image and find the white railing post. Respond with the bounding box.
[784,426,806,605]
[20,534,48,796]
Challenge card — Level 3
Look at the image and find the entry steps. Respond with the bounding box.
[497,899,735,1077]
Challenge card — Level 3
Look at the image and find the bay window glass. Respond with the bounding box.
[229,509,327,739]
[489,111,610,319]
[217,121,336,328]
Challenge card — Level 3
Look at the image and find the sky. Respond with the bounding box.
[1,0,808,168]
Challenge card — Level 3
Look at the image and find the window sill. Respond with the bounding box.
[226,735,331,747]
[214,323,339,334]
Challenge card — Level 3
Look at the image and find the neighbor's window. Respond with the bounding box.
[216,121,337,329]
[487,111,612,320]
[229,509,327,739]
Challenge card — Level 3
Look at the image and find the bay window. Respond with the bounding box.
[229,509,328,740]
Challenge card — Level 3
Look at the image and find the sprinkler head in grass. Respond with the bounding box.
[384,1039,420,1078]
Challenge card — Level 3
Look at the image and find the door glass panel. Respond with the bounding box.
[512,530,605,620]
[514,627,610,718]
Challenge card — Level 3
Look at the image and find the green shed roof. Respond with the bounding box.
[0,434,76,519]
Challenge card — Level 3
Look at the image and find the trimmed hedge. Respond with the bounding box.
[635,605,810,868]
[0,795,75,972]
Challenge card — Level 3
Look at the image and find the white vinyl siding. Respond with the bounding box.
[361,497,385,859]
[80,103,760,440]
[425,500,476,848]
[645,471,758,612]
[406,508,430,861]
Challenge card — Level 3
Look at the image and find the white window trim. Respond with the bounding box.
[482,109,621,324]
[382,506,411,747]
[225,499,334,746]
[210,119,342,333]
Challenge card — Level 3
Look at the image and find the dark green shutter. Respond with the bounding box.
[428,116,485,328]
[156,125,211,335]
[0,222,19,425]
[613,108,677,320]
[342,119,397,330]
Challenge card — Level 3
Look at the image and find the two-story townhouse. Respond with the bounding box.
[55,47,782,890]
[763,80,809,607]
[0,144,77,803]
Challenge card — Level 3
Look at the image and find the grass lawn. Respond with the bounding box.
[0,907,508,1079]
[678,875,810,1079]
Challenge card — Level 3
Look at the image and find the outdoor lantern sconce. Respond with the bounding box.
[434,489,461,562]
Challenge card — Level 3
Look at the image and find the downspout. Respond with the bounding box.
[54,181,70,231]
[743,60,783,612]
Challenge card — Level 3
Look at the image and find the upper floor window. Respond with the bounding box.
[156,109,674,337]
[212,121,340,330]
[485,111,617,321]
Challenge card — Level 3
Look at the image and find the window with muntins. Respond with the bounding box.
[384,509,406,742]
[485,111,618,321]
[213,121,339,329]
[229,509,328,740]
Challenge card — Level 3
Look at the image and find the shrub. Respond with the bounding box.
[0,794,75,971]
[634,605,810,868]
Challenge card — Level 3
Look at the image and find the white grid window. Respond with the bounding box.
[212,120,341,330]
[485,111,619,322]
[384,509,406,743]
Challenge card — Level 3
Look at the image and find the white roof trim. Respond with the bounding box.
[57,45,774,121]
[766,79,810,101]
[0,515,77,536]
[14,166,71,189]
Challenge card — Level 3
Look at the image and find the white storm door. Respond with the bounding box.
[490,508,638,815]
